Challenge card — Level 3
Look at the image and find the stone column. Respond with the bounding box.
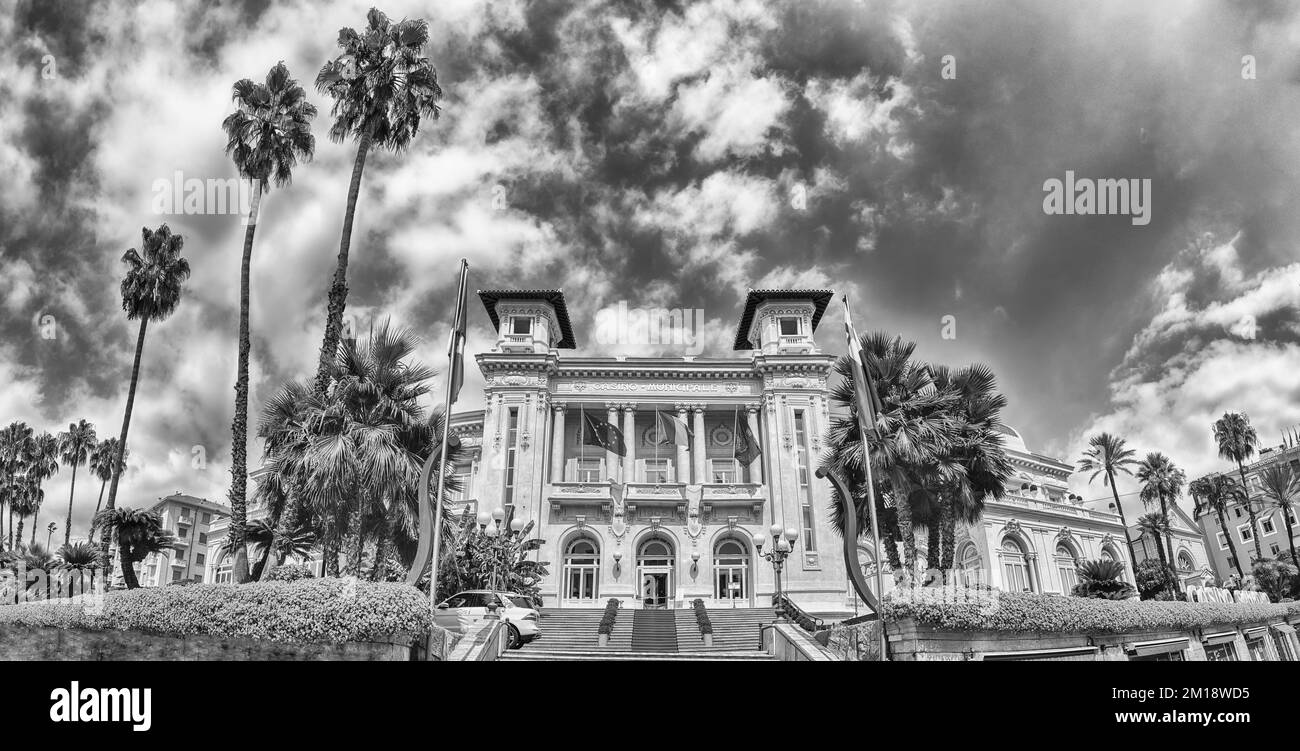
[607,404,621,483]
[692,405,707,484]
[745,405,763,484]
[622,404,637,482]
[550,404,566,482]
[675,406,691,484]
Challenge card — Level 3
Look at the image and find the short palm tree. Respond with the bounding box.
[57,419,96,546]
[58,541,103,569]
[1258,464,1299,565]
[1213,412,1262,562]
[312,7,444,393]
[222,61,317,584]
[0,421,34,549]
[87,438,126,537]
[1072,558,1137,600]
[1136,452,1185,594]
[94,507,177,589]
[1189,473,1247,577]
[1077,433,1141,577]
[100,225,191,573]
[26,432,59,542]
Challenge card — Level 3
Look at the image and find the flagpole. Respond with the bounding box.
[428,259,468,655]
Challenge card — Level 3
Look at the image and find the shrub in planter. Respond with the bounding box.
[692,598,712,635]
[263,563,315,582]
[597,598,620,635]
[1072,559,1136,600]
[0,577,435,644]
[1134,559,1178,600]
[1252,559,1298,603]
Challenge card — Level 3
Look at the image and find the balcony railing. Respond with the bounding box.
[999,491,1121,522]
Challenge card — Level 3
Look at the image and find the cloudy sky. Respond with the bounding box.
[2,0,1299,537]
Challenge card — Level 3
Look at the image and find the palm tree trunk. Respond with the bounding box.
[925,509,940,583]
[1283,505,1298,564]
[64,463,78,547]
[260,495,301,581]
[1106,469,1141,579]
[89,479,106,537]
[1158,495,1180,596]
[16,517,24,548]
[1216,506,1245,577]
[100,317,149,578]
[892,478,916,586]
[314,133,372,394]
[30,511,37,545]
[228,182,263,585]
[939,496,956,583]
[119,548,140,590]
[1238,462,1264,563]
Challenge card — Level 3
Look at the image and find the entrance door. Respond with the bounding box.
[640,567,671,608]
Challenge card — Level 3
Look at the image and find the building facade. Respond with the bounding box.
[1130,502,1214,589]
[126,493,230,588]
[449,288,1147,611]
[1196,443,1300,582]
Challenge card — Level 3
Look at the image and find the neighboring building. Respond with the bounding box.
[124,493,230,588]
[445,287,1143,613]
[203,480,321,582]
[1196,443,1300,582]
[1129,502,1214,589]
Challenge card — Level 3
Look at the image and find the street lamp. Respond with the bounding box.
[756,526,799,620]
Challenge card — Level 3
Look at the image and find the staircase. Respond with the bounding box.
[631,609,679,652]
[676,606,775,652]
[500,649,776,661]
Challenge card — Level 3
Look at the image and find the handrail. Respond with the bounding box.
[774,592,825,633]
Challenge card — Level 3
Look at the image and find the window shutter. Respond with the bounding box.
[635,459,647,483]
[598,458,607,482]
[665,459,675,482]
[565,458,577,483]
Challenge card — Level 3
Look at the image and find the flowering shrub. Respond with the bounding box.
[883,588,1300,634]
[0,578,433,644]
[692,598,712,635]
[263,564,315,582]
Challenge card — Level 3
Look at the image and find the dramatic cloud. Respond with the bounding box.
[1,0,1299,537]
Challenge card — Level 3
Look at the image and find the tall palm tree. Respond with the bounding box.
[1135,511,1172,570]
[26,432,59,541]
[821,331,957,582]
[100,224,191,573]
[1189,473,1247,577]
[1258,464,1299,564]
[1136,452,1185,594]
[57,419,96,546]
[12,477,42,548]
[94,507,176,589]
[222,61,317,584]
[1077,433,1141,578]
[87,438,126,537]
[0,421,34,549]
[312,8,444,393]
[1213,412,1263,563]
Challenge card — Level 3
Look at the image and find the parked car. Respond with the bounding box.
[434,590,540,649]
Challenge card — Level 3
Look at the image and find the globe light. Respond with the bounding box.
[753,533,768,550]
[509,517,525,532]
[484,524,499,538]
[691,551,701,562]
[612,550,623,561]
[476,510,492,527]
[492,507,506,523]
[769,523,783,539]
[776,538,791,553]
[784,527,799,543]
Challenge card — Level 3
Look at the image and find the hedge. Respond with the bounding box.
[883,587,1300,634]
[0,578,433,644]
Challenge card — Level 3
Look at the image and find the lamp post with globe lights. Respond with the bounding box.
[754,524,799,620]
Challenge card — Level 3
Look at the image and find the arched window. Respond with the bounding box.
[958,543,983,587]
[1002,538,1033,592]
[1099,547,1115,563]
[1055,542,1079,594]
[713,537,750,601]
[563,536,600,602]
[214,553,233,584]
[1177,550,1195,573]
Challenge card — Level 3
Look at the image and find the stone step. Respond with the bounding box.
[499,650,775,662]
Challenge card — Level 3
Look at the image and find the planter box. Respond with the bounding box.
[598,633,609,647]
[703,633,713,647]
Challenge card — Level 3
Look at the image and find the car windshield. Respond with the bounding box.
[507,596,533,609]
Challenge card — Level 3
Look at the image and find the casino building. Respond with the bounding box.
[445,288,1143,612]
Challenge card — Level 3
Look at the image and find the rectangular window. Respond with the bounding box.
[198,532,207,544]
[577,458,603,483]
[1205,643,1238,662]
[1228,555,1238,571]
[177,525,189,538]
[709,458,739,484]
[171,570,182,582]
[794,409,816,552]
[1235,507,1243,518]
[1261,517,1276,535]
[1238,523,1253,542]
[503,408,519,509]
[1270,543,1281,556]
[201,512,211,525]
[644,458,671,484]
[1216,531,1228,550]
[511,316,532,335]
[196,553,205,566]
[779,317,801,336]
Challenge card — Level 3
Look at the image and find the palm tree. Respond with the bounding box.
[1136,452,1185,595]
[57,541,104,598]
[94,507,177,589]
[1135,511,1172,577]
[1189,473,1247,577]
[222,62,317,584]
[1213,412,1262,563]
[1258,464,1299,565]
[87,438,126,537]
[0,421,34,549]
[12,477,42,548]
[1077,433,1141,579]
[312,8,444,393]
[821,331,957,583]
[100,224,191,574]
[57,419,96,546]
[27,432,59,541]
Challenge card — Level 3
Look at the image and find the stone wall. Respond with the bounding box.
[0,624,424,661]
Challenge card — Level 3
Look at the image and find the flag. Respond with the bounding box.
[654,409,691,447]
[446,259,469,406]
[842,295,883,436]
[582,412,627,456]
[735,417,761,465]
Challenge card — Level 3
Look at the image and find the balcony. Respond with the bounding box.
[998,491,1122,523]
[500,333,539,353]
